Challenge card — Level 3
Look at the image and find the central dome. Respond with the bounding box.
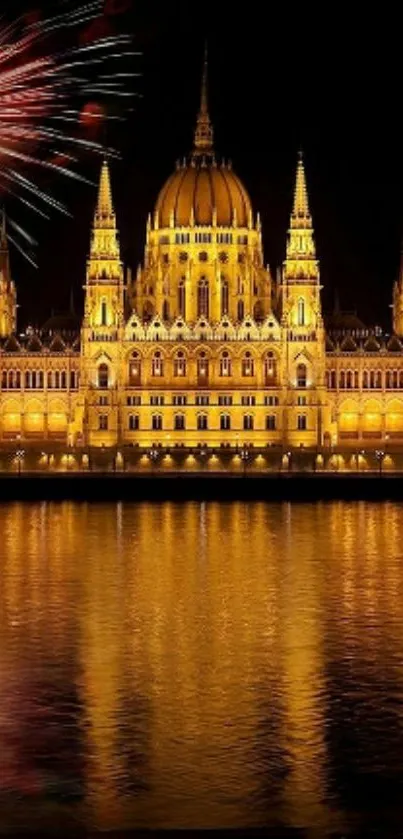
[155,159,252,228]
[154,48,252,229]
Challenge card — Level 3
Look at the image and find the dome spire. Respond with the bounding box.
[193,43,214,157]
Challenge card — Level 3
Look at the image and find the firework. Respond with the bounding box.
[0,1,137,264]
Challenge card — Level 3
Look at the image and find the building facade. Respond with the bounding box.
[1,58,403,470]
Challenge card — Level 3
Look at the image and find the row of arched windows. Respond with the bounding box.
[327,369,403,390]
[127,413,278,432]
[124,351,279,387]
[1,370,79,390]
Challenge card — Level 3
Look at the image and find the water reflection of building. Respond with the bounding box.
[2,503,403,830]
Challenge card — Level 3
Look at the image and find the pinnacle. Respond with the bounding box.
[292,152,311,222]
[96,159,114,218]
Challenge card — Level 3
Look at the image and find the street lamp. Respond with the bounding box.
[15,448,25,475]
[375,449,385,476]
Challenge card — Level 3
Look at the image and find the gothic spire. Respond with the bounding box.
[193,44,214,157]
[95,158,114,220]
[291,151,311,227]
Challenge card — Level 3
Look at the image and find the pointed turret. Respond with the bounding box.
[392,239,403,336]
[94,158,114,224]
[89,160,120,262]
[0,209,17,336]
[283,152,319,282]
[192,44,214,158]
[291,152,311,227]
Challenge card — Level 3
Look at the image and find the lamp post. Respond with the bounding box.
[15,448,25,475]
[375,449,385,476]
[240,446,250,476]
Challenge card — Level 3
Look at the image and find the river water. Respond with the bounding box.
[1,500,403,836]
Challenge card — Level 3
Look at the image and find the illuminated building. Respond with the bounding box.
[1,53,403,465]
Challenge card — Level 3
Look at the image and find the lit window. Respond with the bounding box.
[296,363,307,388]
[195,394,210,406]
[219,351,231,377]
[297,396,306,406]
[297,298,305,326]
[152,352,164,377]
[242,352,254,376]
[174,414,185,431]
[98,363,109,389]
[197,414,208,430]
[174,351,187,377]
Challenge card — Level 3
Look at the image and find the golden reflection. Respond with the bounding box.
[1,501,403,831]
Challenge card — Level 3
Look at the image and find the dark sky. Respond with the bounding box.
[8,1,403,330]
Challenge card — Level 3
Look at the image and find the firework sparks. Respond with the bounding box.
[0,1,137,264]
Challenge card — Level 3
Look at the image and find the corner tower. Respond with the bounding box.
[0,212,17,337]
[280,154,329,446]
[130,48,271,324]
[79,160,125,447]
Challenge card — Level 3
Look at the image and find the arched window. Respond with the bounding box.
[220,351,231,377]
[25,371,30,389]
[15,371,21,389]
[221,278,229,317]
[178,279,186,318]
[264,351,277,384]
[243,414,254,430]
[129,351,141,385]
[129,414,139,430]
[197,352,209,382]
[237,300,244,321]
[70,371,76,389]
[197,414,208,430]
[162,299,170,321]
[296,363,307,388]
[297,298,305,326]
[152,351,164,377]
[152,414,163,431]
[38,371,44,389]
[174,351,186,377]
[101,300,107,326]
[340,370,346,389]
[242,351,254,377]
[174,413,185,431]
[1,370,7,389]
[266,414,276,430]
[98,363,109,389]
[363,370,369,389]
[220,413,231,430]
[375,370,382,389]
[346,370,352,389]
[7,370,14,389]
[61,371,67,389]
[47,371,53,389]
[197,278,209,318]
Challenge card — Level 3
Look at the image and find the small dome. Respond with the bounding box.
[42,312,80,333]
[155,160,252,228]
[326,311,366,331]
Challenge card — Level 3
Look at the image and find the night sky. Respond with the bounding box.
[8,1,403,330]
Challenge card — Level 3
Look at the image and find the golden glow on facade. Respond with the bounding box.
[0,59,403,465]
